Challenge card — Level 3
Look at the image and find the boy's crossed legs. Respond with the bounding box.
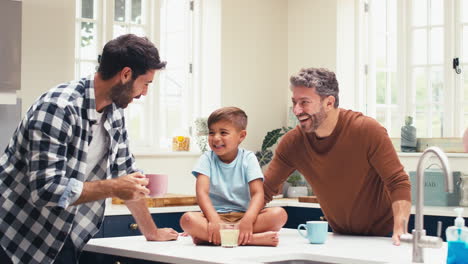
[180,207,287,247]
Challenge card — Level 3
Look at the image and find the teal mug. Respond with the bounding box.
[297,221,328,244]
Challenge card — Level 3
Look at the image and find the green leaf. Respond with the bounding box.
[255,149,273,167]
[261,128,283,151]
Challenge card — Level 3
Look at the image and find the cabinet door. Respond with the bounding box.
[151,212,184,232]
[284,207,326,229]
[102,215,142,237]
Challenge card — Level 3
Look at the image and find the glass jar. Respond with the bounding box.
[172,136,190,151]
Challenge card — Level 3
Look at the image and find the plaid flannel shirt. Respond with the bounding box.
[0,76,138,264]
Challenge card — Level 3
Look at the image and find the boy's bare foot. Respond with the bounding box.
[248,231,279,247]
[192,237,211,245]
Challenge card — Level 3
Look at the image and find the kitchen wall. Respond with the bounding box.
[21,0,75,114]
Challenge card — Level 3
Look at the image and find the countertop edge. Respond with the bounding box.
[104,199,468,217]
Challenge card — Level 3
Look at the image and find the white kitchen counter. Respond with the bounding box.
[83,228,447,264]
[104,198,468,217]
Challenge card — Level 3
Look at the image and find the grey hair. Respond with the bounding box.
[290,68,339,108]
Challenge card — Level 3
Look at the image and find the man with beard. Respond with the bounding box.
[0,34,178,264]
[263,68,411,245]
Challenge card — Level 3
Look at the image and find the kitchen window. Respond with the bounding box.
[362,0,468,137]
[75,0,197,153]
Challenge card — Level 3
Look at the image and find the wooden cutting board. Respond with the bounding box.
[112,194,197,207]
[298,196,318,203]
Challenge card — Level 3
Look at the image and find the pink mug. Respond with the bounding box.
[146,174,168,197]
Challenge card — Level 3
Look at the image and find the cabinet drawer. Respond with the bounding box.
[102,215,141,237]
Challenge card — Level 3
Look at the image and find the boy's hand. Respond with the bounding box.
[238,218,254,245]
[207,221,221,245]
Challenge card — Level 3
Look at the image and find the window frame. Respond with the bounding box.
[362,0,466,138]
[75,0,199,155]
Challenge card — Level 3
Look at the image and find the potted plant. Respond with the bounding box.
[255,127,313,198]
[286,171,308,198]
[255,127,292,168]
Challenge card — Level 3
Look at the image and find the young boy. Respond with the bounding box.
[180,107,287,246]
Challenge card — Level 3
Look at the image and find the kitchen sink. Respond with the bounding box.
[241,253,388,264]
[264,260,343,264]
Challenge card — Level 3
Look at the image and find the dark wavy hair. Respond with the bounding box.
[97,34,166,80]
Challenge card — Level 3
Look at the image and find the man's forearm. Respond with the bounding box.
[392,199,411,229]
[72,180,114,205]
[125,198,158,239]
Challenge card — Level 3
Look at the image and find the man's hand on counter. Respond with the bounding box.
[146,228,179,241]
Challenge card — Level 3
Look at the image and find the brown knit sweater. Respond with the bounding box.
[264,109,411,236]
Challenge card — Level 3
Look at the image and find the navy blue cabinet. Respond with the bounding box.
[99,212,185,238]
[283,206,325,229]
[80,252,167,264]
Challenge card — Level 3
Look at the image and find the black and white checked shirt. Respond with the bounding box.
[0,76,138,264]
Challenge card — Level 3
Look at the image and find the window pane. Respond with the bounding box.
[430,66,444,103]
[387,0,397,33]
[164,70,185,95]
[82,0,94,19]
[415,112,428,137]
[375,0,386,29]
[126,104,145,142]
[166,0,187,32]
[80,22,97,60]
[376,34,387,68]
[376,108,386,126]
[131,0,142,24]
[430,0,443,25]
[413,29,427,64]
[376,72,386,104]
[113,24,127,38]
[432,108,443,137]
[115,0,126,22]
[463,26,468,63]
[130,26,146,37]
[79,61,97,77]
[413,0,428,26]
[430,27,443,64]
[413,67,428,102]
[462,0,468,22]
[390,108,401,137]
[166,33,187,67]
[390,71,398,104]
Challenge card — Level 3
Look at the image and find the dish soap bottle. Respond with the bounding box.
[446,208,468,264]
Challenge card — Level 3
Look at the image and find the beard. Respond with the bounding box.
[109,79,135,108]
[298,105,328,133]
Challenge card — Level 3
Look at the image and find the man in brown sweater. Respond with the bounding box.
[263,68,411,245]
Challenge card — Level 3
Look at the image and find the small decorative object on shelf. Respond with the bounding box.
[401,116,417,152]
[172,136,190,151]
[194,117,209,153]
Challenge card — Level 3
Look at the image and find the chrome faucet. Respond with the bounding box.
[400,146,454,263]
